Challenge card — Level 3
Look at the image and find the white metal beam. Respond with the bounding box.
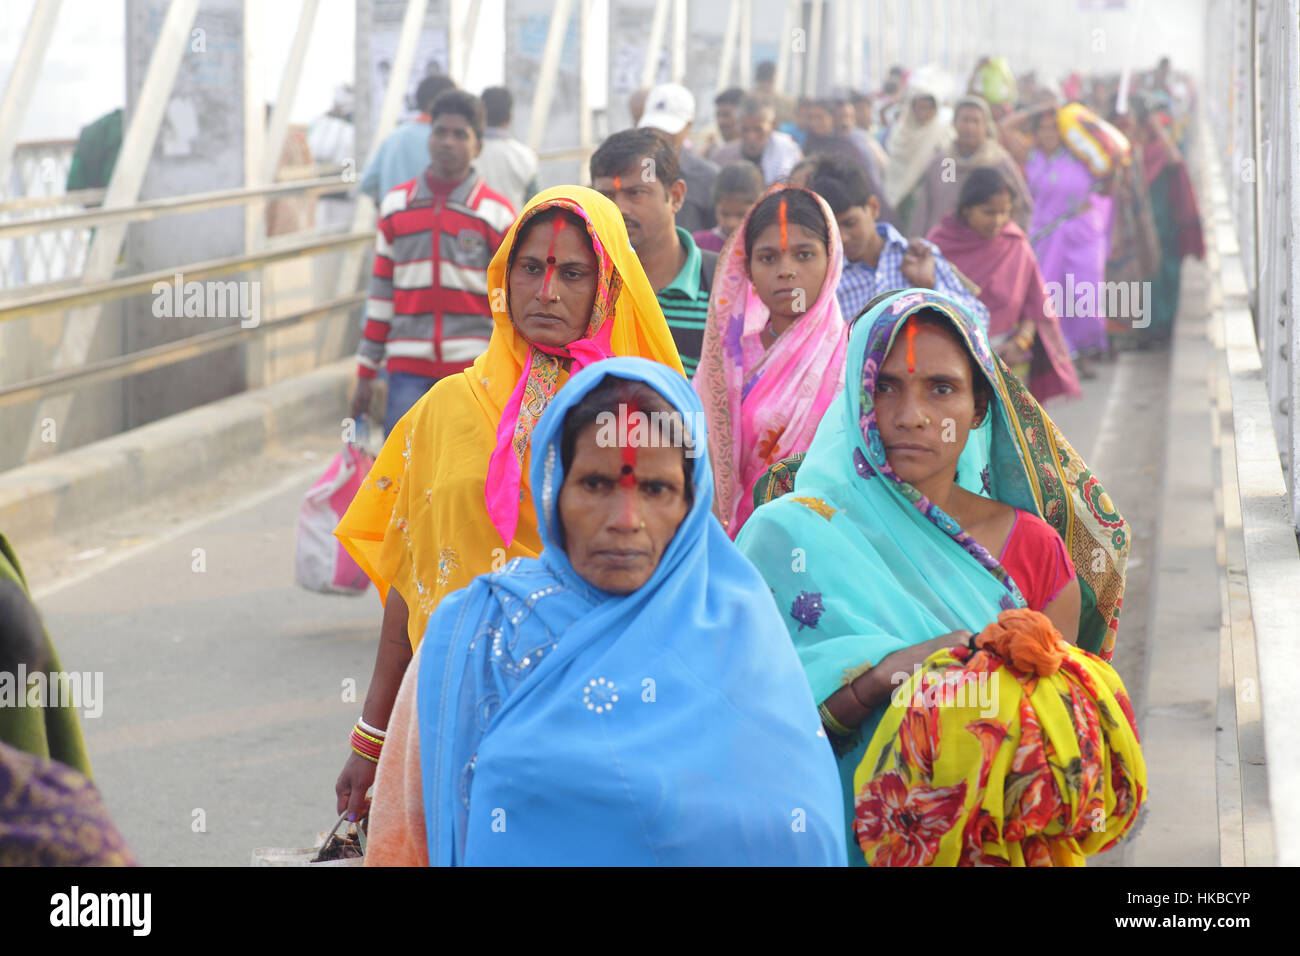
[804,0,823,97]
[671,0,687,85]
[641,0,670,90]
[322,0,430,361]
[260,0,320,186]
[774,0,793,96]
[738,0,752,92]
[527,0,575,152]
[578,0,593,159]
[23,0,201,463]
[850,0,864,91]
[0,0,63,193]
[716,0,739,94]
[449,0,484,87]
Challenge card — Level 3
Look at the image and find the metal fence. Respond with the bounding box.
[1204,0,1300,534]
[0,140,93,287]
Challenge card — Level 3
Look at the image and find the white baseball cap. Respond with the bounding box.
[637,83,696,136]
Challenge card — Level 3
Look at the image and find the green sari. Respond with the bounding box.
[0,534,92,777]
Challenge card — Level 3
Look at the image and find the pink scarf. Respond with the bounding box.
[484,202,623,548]
[693,184,848,537]
[927,214,1082,403]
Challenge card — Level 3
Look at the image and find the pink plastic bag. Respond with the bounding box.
[294,443,374,595]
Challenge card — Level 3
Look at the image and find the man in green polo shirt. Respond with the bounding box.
[590,128,717,377]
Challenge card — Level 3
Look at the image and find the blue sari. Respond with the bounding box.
[735,289,1130,864]
[416,356,847,866]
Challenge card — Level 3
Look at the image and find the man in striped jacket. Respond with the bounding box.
[352,90,516,432]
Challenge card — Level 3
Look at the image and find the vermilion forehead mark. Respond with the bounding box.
[778,197,788,251]
[542,217,566,288]
[620,399,639,487]
[905,318,917,374]
[613,175,622,191]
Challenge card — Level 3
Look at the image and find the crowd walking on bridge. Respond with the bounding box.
[2,48,1208,868]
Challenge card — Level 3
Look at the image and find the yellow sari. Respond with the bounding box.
[335,186,684,646]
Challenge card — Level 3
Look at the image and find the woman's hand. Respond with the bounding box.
[996,337,1032,366]
[336,751,377,820]
[333,591,413,820]
[900,239,936,289]
[822,631,973,733]
[869,630,974,700]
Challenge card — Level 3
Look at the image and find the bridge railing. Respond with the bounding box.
[1203,0,1300,867]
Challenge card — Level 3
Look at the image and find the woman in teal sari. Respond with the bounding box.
[736,288,1130,864]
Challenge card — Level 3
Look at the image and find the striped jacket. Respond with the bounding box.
[357,168,516,380]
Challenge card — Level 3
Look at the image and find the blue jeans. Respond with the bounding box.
[385,370,439,434]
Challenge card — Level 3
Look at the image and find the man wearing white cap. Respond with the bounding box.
[638,83,720,234]
[308,85,357,228]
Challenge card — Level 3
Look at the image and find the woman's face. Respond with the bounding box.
[746,221,829,322]
[715,193,755,239]
[874,320,984,490]
[954,105,987,152]
[558,421,690,594]
[911,95,937,125]
[508,216,600,349]
[962,190,1014,240]
[1034,111,1062,154]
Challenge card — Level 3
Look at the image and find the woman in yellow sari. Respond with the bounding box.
[332,186,683,820]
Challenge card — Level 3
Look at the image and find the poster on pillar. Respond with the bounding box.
[505,0,580,187]
[353,0,450,168]
[123,0,249,427]
[608,0,666,133]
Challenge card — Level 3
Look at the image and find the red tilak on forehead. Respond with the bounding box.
[613,175,622,191]
[778,197,788,251]
[619,399,639,487]
[905,318,917,374]
[620,442,638,487]
[542,217,566,289]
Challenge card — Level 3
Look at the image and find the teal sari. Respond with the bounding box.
[736,289,1130,863]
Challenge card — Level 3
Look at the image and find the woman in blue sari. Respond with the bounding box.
[366,356,846,866]
[736,289,1130,864]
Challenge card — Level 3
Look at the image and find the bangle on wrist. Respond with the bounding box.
[350,724,384,763]
[819,703,855,738]
[357,716,387,739]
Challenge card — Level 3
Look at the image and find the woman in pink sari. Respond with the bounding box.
[694,185,847,538]
[928,167,1081,403]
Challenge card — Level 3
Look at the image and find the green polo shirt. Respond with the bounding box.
[655,227,711,377]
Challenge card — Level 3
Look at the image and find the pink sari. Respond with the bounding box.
[927,214,1082,404]
[693,184,848,538]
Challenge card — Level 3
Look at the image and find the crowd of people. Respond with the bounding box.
[3,52,1206,867]
[325,54,1200,866]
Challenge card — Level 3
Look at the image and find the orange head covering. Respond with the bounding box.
[482,186,684,547]
[335,185,683,646]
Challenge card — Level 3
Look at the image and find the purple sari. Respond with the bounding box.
[1025,149,1112,355]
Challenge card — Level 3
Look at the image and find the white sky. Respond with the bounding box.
[1,0,358,141]
[2,0,1204,145]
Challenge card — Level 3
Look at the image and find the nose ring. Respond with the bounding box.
[640,521,646,529]
[924,417,932,425]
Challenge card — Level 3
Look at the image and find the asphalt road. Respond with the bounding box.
[26,345,1173,866]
